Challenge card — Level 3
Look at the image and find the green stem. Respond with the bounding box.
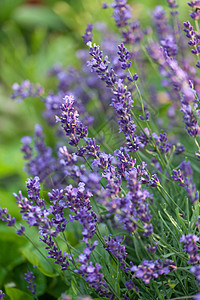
[62,231,77,267]
[169,297,195,300]
[158,184,184,214]
[21,232,60,276]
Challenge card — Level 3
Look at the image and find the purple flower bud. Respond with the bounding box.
[82,24,93,44]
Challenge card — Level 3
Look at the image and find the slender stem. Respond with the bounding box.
[134,81,145,118]
[62,231,77,267]
[82,154,106,190]
[195,138,200,152]
[169,297,195,300]
[158,184,184,214]
[174,270,188,296]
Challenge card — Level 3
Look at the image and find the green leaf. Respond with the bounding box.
[71,276,78,296]
[5,286,32,300]
[21,244,58,278]
[47,278,70,298]
[0,0,25,22]
[0,268,7,287]
[12,6,67,30]
[0,240,24,271]
[0,224,26,244]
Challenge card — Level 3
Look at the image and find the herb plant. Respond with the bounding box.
[1,1,200,299]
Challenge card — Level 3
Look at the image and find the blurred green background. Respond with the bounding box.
[0,0,188,213]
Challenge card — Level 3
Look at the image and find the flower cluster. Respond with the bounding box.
[188,1,200,20]
[56,94,88,146]
[24,271,36,295]
[12,80,43,101]
[0,291,5,300]
[180,234,200,264]
[104,236,127,269]
[172,161,198,202]
[129,259,177,284]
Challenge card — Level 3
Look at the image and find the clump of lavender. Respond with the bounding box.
[5,0,200,299]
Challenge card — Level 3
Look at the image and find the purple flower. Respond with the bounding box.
[175,144,185,154]
[24,271,36,295]
[87,42,117,87]
[21,136,32,159]
[75,242,113,298]
[167,0,178,15]
[21,125,57,186]
[113,169,153,236]
[64,183,97,242]
[102,2,108,9]
[114,147,136,178]
[153,6,169,40]
[191,264,200,286]
[194,292,200,300]
[0,290,5,299]
[16,225,25,235]
[57,95,88,146]
[130,259,176,284]
[180,234,200,264]
[0,208,16,227]
[117,43,132,70]
[111,0,132,28]
[183,21,200,56]
[11,80,43,102]
[104,236,127,269]
[171,169,185,186]
[77,138,100,157]
[160,35,178,57]
[112,79,138,149]
[155,132,172,153]
[172,161,198,202]
[188,1,200,20]
[181,104,200,137]
[125,280,138,291]
[146,242,158,254]
[82,24,93,44]
[127,73,139,82]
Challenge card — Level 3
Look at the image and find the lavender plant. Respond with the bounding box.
[2,0,200,299]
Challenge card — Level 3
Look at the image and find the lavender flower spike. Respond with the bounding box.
[12,80,43,102]
[82,24,93,44]
[111,0,132,28]
[0,290,5,299]
[117,43,132,70]
[24,270,36,295]
[180,234,200,264]
[57,94,88,146]
[0,208,16,227]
